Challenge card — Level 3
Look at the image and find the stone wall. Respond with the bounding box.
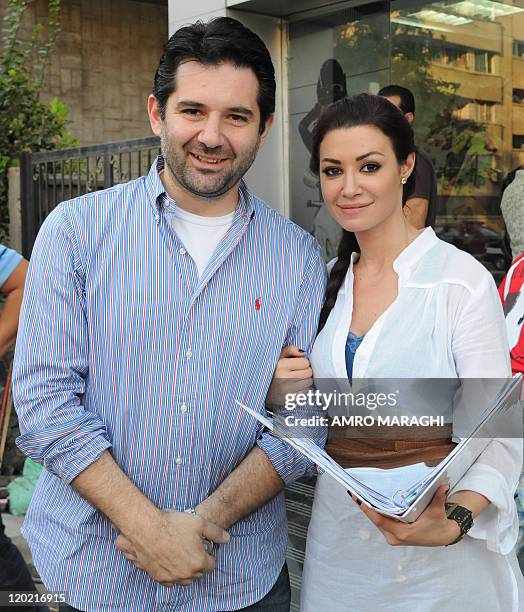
[1,0,168,145]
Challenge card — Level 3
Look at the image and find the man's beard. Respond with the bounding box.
[160,127,260,200]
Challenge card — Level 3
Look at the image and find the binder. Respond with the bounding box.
[236,374,523,522]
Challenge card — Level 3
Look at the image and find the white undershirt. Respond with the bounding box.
[167,206,235,278]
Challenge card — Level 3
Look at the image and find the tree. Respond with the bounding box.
[0,0,75,243]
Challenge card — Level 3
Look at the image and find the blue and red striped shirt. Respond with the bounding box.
[13,157,326,611]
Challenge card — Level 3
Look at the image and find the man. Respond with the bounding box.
[378,85,437,229]
[13,18,326,612]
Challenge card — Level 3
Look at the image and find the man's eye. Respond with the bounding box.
[362,163,380,173]
[182,109,202,117]
[229,114,248,123]
[321,167,342,177]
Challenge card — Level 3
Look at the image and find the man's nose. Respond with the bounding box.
[197,116,224,149]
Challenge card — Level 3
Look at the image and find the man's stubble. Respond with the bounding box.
[160,123,260,200]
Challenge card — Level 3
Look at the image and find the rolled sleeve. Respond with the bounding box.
[257,432,309,485]
[257,240,327,483]
[13,205,111,483]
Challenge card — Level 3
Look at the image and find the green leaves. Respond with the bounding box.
[0,0,72,243]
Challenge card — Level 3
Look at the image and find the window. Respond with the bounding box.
[513,135,524,150]
[453,101,494,122]
[513,40,524,58]
[513,88,524,104]
[434,44,496,73]
[474,50,495,73]
[434,44,468,68]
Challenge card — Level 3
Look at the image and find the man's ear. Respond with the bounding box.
[148,95,162,137]
[258,113,274,147]
[404,111,414,126]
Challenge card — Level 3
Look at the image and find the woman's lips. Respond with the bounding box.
[337,202,372,213]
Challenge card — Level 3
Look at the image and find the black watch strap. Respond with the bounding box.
[445,502,474,546]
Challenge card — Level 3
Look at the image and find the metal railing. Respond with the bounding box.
[20,136,160,257]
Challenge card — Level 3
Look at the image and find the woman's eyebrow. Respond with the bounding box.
[356,151,385,161]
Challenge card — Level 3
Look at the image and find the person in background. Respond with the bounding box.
[0,245,45,612]
[499,253,524,556]
[0,246,27,356]
[501,166,524,262]
[379,84,437,230]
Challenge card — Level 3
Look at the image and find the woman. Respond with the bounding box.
[275,94,523,610]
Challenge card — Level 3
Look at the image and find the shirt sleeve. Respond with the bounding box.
[0,244,23,287]
[257,242,327,484]
[13,205,112,484]
[450,274,521,554]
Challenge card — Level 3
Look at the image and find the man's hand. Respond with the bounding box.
[71,451,229,586]
[114,509,230,586]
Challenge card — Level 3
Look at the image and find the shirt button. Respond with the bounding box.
[359,529,370,540]
[186,350,192,358]
[180,403,188,413]
[179,247,187,255]
[175,457,183,465]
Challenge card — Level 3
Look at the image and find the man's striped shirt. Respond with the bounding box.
[13,158,326,611]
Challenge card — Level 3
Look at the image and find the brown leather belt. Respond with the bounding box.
[326,425,456,469]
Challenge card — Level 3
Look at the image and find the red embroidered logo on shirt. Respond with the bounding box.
[255,298,261,311]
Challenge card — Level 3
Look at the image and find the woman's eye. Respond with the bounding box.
[321,167,342,177]
[362,163,380,173]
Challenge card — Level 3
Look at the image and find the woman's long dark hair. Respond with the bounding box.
[314,93,416,332]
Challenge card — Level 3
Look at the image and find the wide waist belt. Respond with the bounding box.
[325,425,456,469]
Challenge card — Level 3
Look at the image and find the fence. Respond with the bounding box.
[19,136,161,258]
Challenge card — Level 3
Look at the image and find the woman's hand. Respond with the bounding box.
[267,345,313,408]
[356,485,462,547]
[274,345,313,379]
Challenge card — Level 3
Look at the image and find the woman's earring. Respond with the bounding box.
[401,177,407,185]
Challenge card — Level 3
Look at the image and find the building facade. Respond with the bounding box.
[0,0,168,145]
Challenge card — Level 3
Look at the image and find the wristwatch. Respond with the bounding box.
[444,502,473,546]
[184,508,213,554]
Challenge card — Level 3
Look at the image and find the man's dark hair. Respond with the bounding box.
[153,17,275,134]
[378,84,415,116]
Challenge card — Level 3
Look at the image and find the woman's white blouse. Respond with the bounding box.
[311,227,521,554]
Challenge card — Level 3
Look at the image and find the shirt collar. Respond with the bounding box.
[145,156,167,223]
[347,227,439,286]
[145,155,256,223]
[392,227,439,276]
